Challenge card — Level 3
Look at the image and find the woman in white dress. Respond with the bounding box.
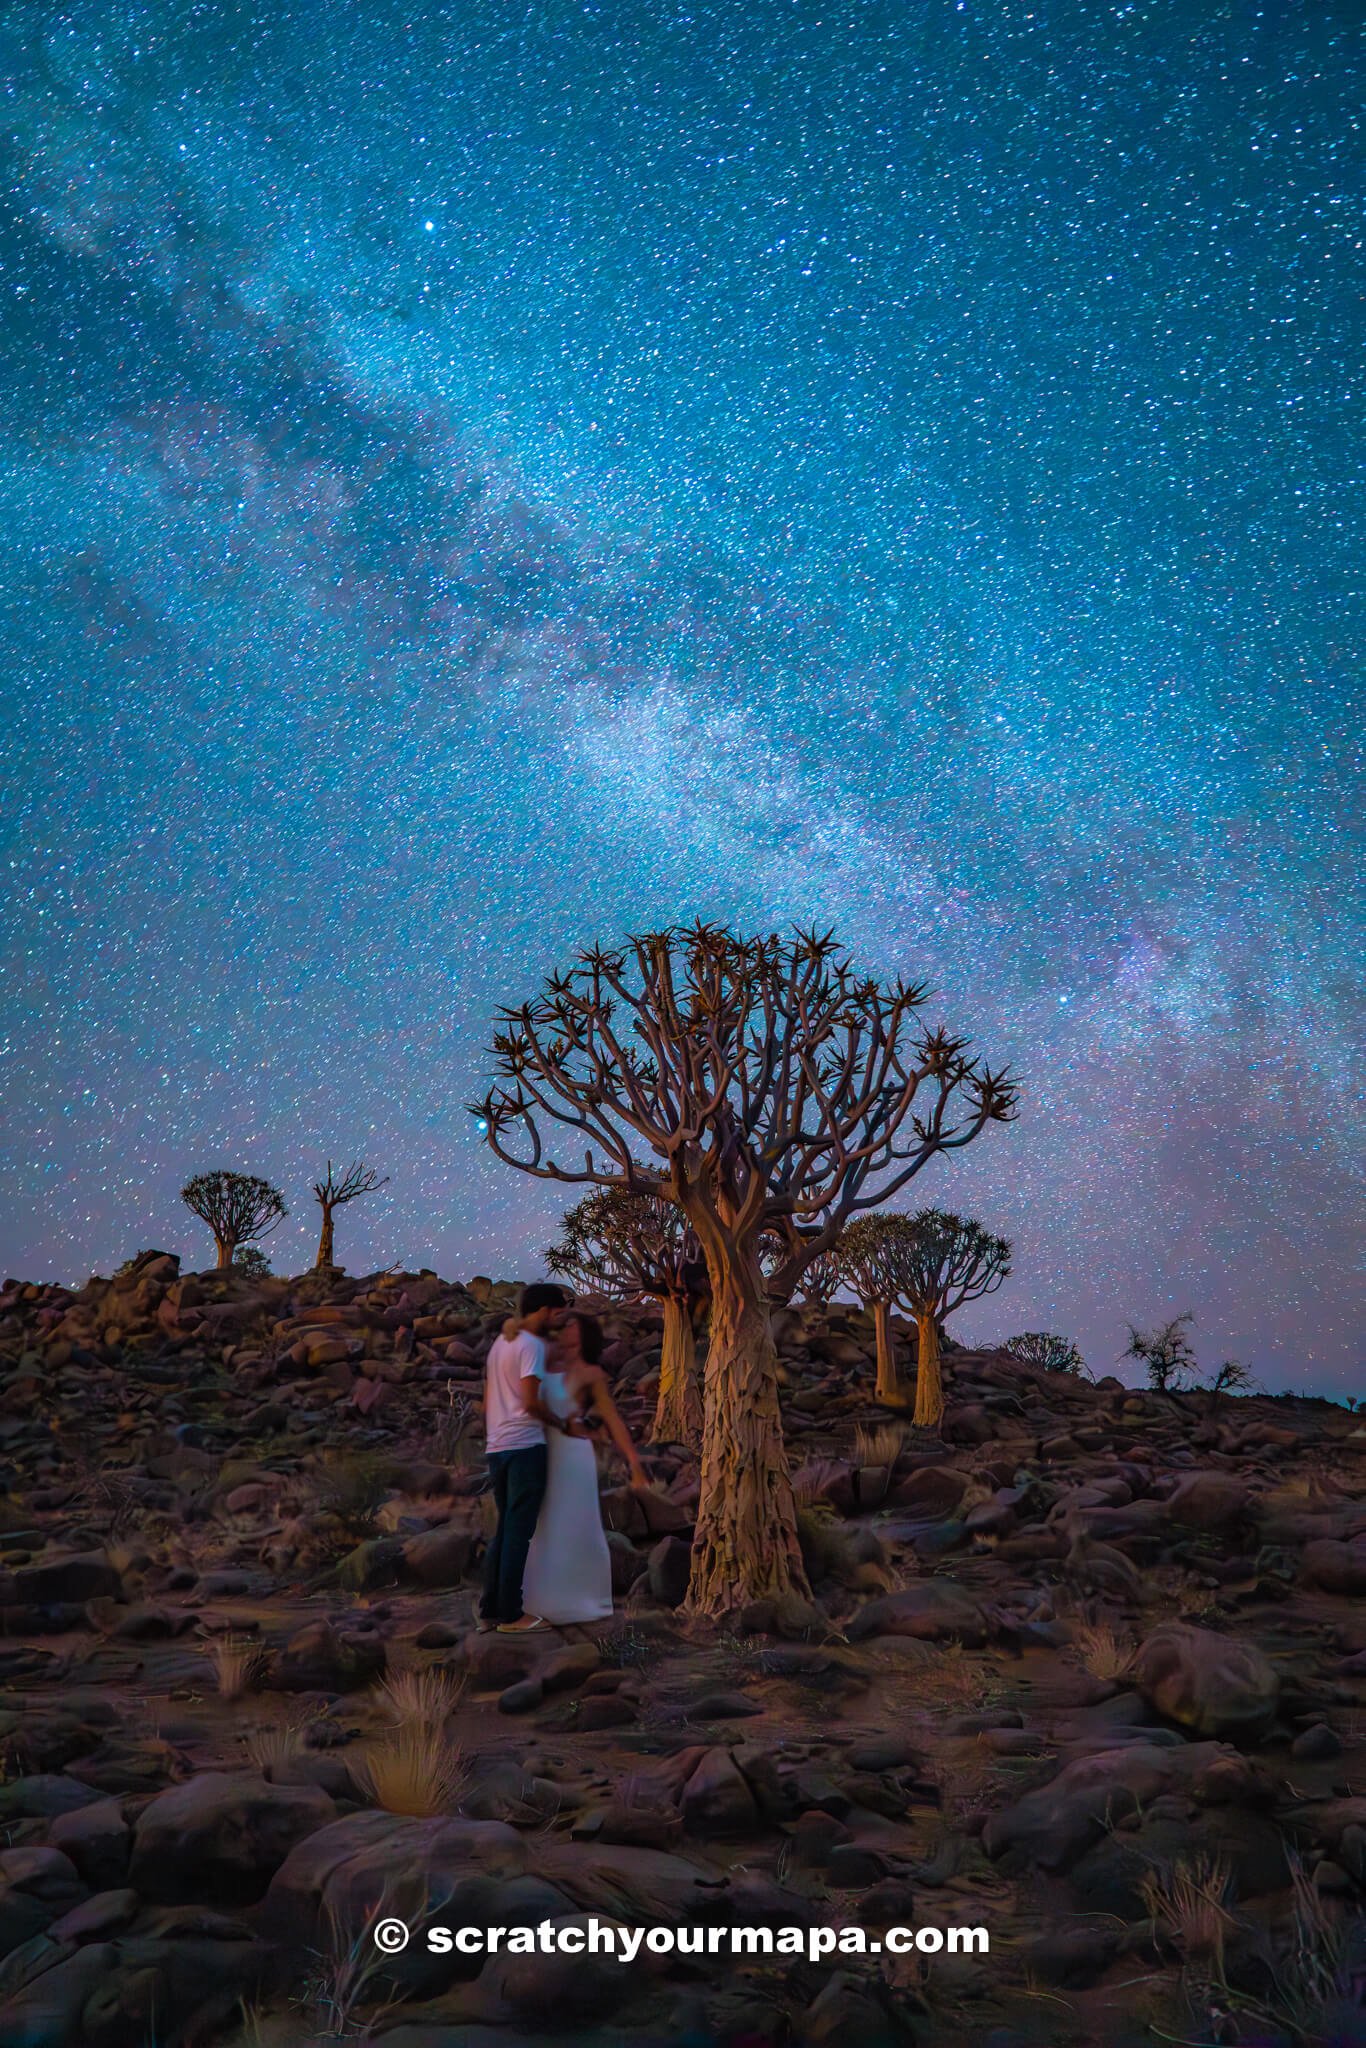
[520,1311,649,1627]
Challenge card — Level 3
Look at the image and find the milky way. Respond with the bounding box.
[1,2,1361,1391]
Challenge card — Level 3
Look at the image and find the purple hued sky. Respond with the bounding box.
[1,2,1361,1393]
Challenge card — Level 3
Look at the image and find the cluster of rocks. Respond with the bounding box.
[0,1257,1363,2045]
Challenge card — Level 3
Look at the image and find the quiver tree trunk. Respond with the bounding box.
[214,1237,234,1271]
[684,1246,809,1618]
[872,1300,904,1405]
[651,1295,703,1448]
[913,1311,944,1429]
[316,1206,336,1270]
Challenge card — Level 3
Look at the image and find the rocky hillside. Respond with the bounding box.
[0,1253,1362,2046]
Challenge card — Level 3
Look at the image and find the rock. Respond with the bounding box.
[1291,1722,1343,1761]
[685,1691,762,1721]
[982,1741,1233,1872]
[399,1525,477,1587]
[498,1677,545,1714]
[130,1772,337,1904]
[13,1553,123,1605]
[1131,1623,1280,1741]
[646,1535,692,1608]
[461,1631,545,1693]
[889,1466,968,1515]
[1161,1472,1250,1532]
[1303,1537,1366,1597]
[1068,1806,1290,1916]
[47,1801,130,1889]
[678,1748,764,1838]
[268,1620,386,1693]
[846,1580,987,1646]
[0,1775,104,1821]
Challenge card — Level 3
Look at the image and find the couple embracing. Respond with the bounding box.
[478,1283,648,1633]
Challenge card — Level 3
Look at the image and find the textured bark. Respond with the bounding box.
[651,1295,702,1448]
[214,1238,234,1271]
[913,1311,944,1429]
[684,1250,809,1617]
[873,1300,904,1404]
[316,1206,336,1270]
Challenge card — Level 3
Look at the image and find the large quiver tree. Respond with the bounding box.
[471,924,1016,1617]
[546,1186,707,1448]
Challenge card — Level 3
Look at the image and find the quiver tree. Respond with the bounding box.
[312,1159,389,1271]
[1006,1331,1089,1378]
[836,1214,921,1404]
[546,1186,707,1448]
[181,1172,286,1271]
[470,923,1016,1617]
[894,1209,1012,1428]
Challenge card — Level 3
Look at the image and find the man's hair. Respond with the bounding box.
[520,1281,568,1317]
[566,1310,605,1365]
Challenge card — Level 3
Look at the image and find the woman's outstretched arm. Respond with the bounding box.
[585,1371,648,1487]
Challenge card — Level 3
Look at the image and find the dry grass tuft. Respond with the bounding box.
[854,1422,906,1471]
[1140,1854,1236,1981]
[355,1722,467,1817]
[373,1663,463,1730]
[241,1721,304,1777]
[208,1635,268,1700]
[1072,1621,1135,1682]
[790,1458,842,1506]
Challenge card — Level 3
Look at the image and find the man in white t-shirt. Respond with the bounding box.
[477,1282,567,1631]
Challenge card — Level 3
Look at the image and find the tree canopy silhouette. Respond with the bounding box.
[181,1171,286,1271]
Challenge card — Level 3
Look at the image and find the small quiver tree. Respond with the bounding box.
[897,1210,1012,1429]
[470,924,1016,1618]
[546,1186,707,1448]
[836,1214,921,1405]
[181,1171,287,1272]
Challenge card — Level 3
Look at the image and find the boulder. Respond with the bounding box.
[1161,1472,1251,1532]
[399,1525,477,1587]
[267,1621,386,1693]
[846,1580,987,1646]
[1302,1537,1366,1597]
[678,1747,764,1838]
[982,1741,1233,1872]
[130,1772,337,1904]
[1131,1623,1279,1741]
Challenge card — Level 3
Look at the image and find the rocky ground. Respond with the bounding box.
[0,1249,1363,2047]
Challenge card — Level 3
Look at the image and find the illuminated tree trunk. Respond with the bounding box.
[685,1248,809,1617]
[872,1300,904,1404]
[316,1206,336,1270]
[214,1236,234,1270]
[913,1311,944,1429]
[651,1295,702,1448]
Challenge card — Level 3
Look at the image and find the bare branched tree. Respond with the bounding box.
[181,1171,287,1271]
[312,1160,389,1271]
[547,1186,707,1447]
[1207,1356,1260,1399]
[470,922,1016,1615]
[1122,1311,1198,1394]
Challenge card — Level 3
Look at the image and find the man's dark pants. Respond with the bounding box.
[480,1444,548,1623]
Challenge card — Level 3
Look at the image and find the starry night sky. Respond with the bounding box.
[1,2,1361,1392]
